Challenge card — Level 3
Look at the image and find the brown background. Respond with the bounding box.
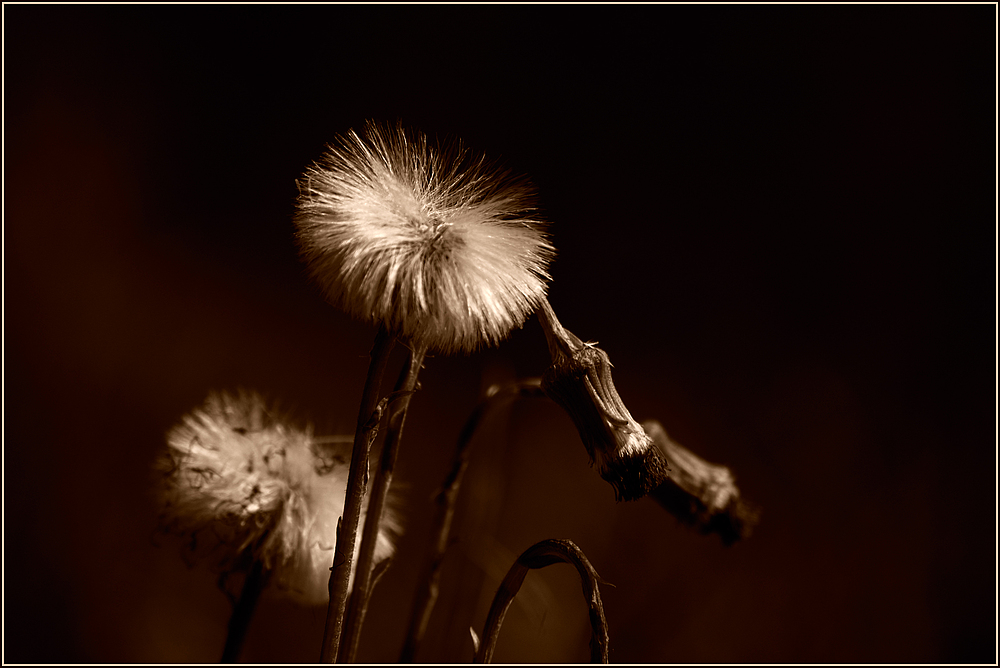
[4,4,995,664]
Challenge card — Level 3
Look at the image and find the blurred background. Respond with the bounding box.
[4,4,995,664]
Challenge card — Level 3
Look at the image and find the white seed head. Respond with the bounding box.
[158,391,399,605]
[294,122,555,354]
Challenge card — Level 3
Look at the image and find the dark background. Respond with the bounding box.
[4,4,995,664]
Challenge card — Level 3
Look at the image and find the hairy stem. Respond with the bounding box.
[320,325,395,663]
[399,378,546,663]
[338,344,427,663]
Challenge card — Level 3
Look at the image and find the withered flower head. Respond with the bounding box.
[158,390,399,605]
[537,300,670,501]
[643,419,760,545]
[294,121,555,354]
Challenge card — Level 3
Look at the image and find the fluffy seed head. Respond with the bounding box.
[294,122,555,354]
[158,391,399,605]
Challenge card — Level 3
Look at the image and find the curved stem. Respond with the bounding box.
[220,559,271,663]
[338,343,427,663]
[474,538,610,664]
[537,296,669,501]
[399,378,545,663]
[320,325,395,663]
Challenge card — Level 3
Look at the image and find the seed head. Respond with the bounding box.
[158,391,399,605]
[294,122,554,354]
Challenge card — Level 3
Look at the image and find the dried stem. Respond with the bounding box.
[399,378,546,663]
[537,297,669,501]
[644,419,761,544]
[473,538,609,664]
[220,558,271,663]
[320,325,395,662]
[338,344,428,663]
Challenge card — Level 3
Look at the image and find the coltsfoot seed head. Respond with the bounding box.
[158,390,398,605]
[294,121,554,354]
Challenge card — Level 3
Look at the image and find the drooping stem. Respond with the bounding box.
[399,378,546,663]
[537,297,670,502]
[220,558,271,663]
[338,343,428,663]
[320,325,395,663]
[473,538,609,664]
[643,419,761,545]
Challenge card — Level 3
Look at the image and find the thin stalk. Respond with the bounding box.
[338,344,427,663]
[320,325,395,663]
[399,378,545,663]
[473,538,609,664]
[220,559,271,663]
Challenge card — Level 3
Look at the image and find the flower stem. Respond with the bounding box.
[320,325,395,663]
[473,539,609,664]
[338,343,427,663]
[537,297,670,502]
[220,558,271,663]
[399,378,545,663]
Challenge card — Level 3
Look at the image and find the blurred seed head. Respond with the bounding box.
[158,390,399,605]
[294,121,555,354]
